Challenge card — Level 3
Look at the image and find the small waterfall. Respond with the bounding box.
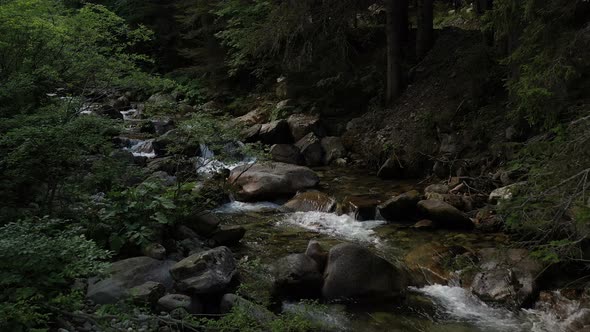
[414,285,589,332]
[120,109,138,121]
[199,143,215,159]
[214,201,281,214]
[278,211,385,243]
[195,143,256,175]
[123,138,155,158]
[415,285,522,331]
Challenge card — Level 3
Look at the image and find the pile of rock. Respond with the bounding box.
[238,101,348,167]
[86,209,247,316]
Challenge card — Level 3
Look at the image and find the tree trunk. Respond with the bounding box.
[474,0,493,16]
[416,0,434,59]
[401,0,410,42]
[386,0,403,104]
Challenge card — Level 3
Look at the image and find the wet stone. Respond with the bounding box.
[342,194,384,221]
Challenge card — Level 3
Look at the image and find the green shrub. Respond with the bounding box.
[0,107,118,221]
[0,218,110,331]
[0,0,161,116]
[98,181,178,252]
[501,119,590,264]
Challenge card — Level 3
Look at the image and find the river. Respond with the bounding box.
[214,167,583,332]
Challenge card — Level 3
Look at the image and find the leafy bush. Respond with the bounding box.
[0,218,110,331]
[98,181,178,252]
[0,106,118,221]
[0,0,163,117]
[501,118,590,264]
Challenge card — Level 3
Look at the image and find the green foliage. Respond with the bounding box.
[0,0,164,116]
[98,181,178,251]
[0,218,110,331]
[270,105,296,121]
[214,0,273,77]
[236,258,274,307]
[501,118,590,263]
[488,0,589,128]
[0,105,118,220]
[215,0,368,77]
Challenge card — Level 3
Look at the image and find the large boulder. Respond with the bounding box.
[270,144,303,165]
[228,162,320,201]
[283,191,336,213]
[258,120,293,144]
[170,246,237,294]
[320,137,346,165]
[272,254,323,298]
[322,243,406,301]
[377,190,422,221]
[287,113,325,142]
[416,200,474,229]
[470,248,544,309]
[295,132,324,167]
[87,257,176,305]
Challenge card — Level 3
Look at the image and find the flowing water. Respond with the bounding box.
[106,106,583,331]
[214,167,583,332]
[122,138,156,158]
[195,143,256,175]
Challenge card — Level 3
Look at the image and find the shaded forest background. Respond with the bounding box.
[0,0,589,330]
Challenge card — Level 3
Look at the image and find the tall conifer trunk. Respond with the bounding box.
[416,0,434,59]
[386,0,403,104]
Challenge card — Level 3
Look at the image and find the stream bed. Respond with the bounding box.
[214,167,579,332]
[110,110,580,331]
